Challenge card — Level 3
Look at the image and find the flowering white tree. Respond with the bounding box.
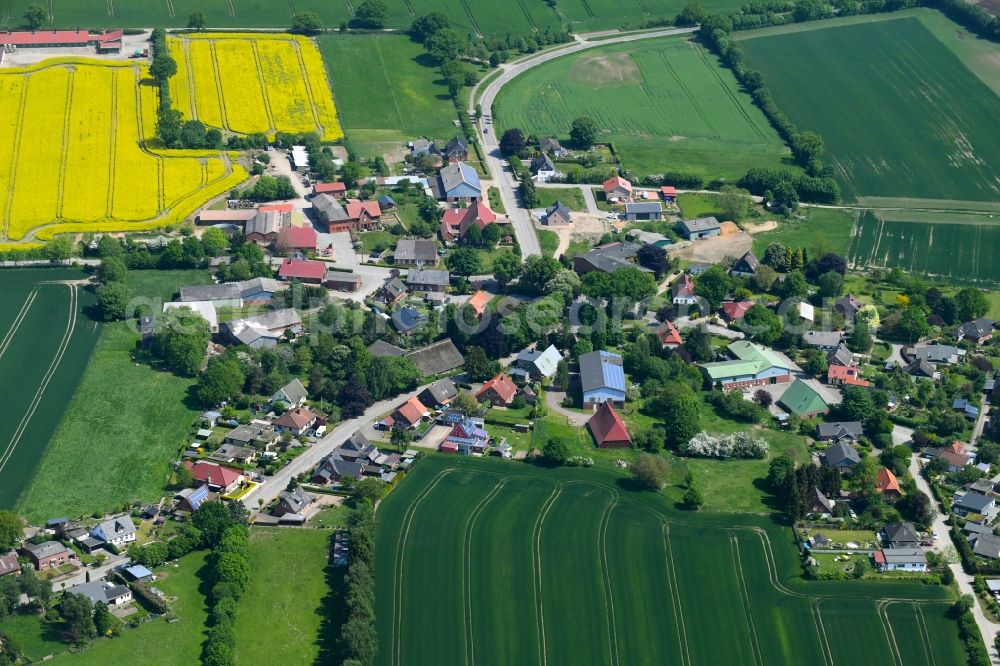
[682,431,769,459]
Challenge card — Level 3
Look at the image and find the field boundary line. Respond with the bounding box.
[0,284,77,474]
[0,289,38,361]
[3,74,29,239]
[371,39,405,134]
[463,478,510,666]
[2,0,11,21]
[456,0,483,36]
[811,600,834,666]
[914,604,936,666]
[661,523,691,666]
[182,39,198,121]
[693,43,771,142]
[107,0,113,17]
[598,497,620,666]
[249,42,276,135]
[55,68,74,221]
[390,469,453,666]
[290,40,324,136]
[208,42,232,132]
[579,0,596,18]
[730,534,764,666]
[876,601,904,666]
[106,70,118,217]
[532,483,563,666]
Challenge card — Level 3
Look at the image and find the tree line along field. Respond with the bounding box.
[318,35,458,159]
[849,209,1000,285]
[168,33,343,140]
[739,15,1000,207]
[493,36,794,181]
[0,0,747,36]
[15,268,212,521]
[376,456,967,666]
[0,59,245,243]
[0,269,100,510]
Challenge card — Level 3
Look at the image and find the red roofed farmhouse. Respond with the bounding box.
[278,258,326,284]
[277,225,318,251]
[393,396,429,429]
[440,202,498,243]
[603,176,632,201]
[476,373,518,406]
[587,402,631,448]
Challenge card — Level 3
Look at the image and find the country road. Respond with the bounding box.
[470,26,698,259]
[243,381,433,510]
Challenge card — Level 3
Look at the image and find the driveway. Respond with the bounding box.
[318,231,358,266]
[266,149,310,200]
[673,316,745,340]
[545,391,589,426]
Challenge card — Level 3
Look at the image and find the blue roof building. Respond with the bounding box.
[579,350,626,408]
[434,162,482,200]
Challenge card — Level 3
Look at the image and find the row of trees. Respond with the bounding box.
[339,502,378,665]
[150,28,224,150]
[198,502,251,666]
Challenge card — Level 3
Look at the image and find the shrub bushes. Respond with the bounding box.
[683,431,769,459]
[339,502,378,666]
[200,524,251,666]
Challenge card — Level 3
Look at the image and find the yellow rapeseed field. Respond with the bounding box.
[0,59,247,242]
[169,33,343,141]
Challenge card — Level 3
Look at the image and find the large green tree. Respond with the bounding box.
[955,287,988,323]
[154,306,211,376]
[0,511,22,552]
[653,384,700,449]
[694,266,731,310]
[354,0,388,28]
[569,116,598,149]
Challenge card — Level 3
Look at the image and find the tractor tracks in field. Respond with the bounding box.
[811,600,835,666]
[0,284,78,474]
[0,289,38,362]
[390,469,452,666]
[462,478,510,666]
[876,600,904,666]
[598,495,621,666]
[730,534,765,666]
[661,522,692,666]
[3,77,29,240]
[54,68,74,221]
[531,482,562,666]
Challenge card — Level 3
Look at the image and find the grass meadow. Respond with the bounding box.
[45,550,210,666]
[740,15,1000,206]
[0,269,99,510]
[318,35,458,159]
[16,269,211,521]
[536,186,587,211]
[376,456,966,666]
[232,528,341,664]
[494,36,793,181]
[751,207,857,259]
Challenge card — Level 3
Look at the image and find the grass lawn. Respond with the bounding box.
[319,35,457,160]
[233,528,340,665]
[358,231,396,255]
[537,229,559,257]
[564,238,592,259]
[536,187,586,211]
[752,207,857,258]
[740,14,1000,205]
[16,269,212,521]
[678,193,723,219]
[311,502,351,530]
[470,245,518,272]
[487,186,506,214]
[495,35,792,181]
[49,550,209,666]
[0,613,66,661]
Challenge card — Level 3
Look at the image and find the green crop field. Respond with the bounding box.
[1,0,745,35]
[0,268,100,509]
[16,269,212,521]
[376,455,966,666]
[740,16,1000,206]
[494,36,793,181]
[848,209,1000,285]
[319,35,458,159]
[233,528,341,664]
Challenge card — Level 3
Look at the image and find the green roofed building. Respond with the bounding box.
[699,341,792,390]
[778,379,829,418]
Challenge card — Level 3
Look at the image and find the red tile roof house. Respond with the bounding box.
[827,364,871,387]
[346,199,382,227]
[672,274,697,306]
[277,225,318,252]
[0,552,20,577]
[656,320,683,349]
[439,202,498,243]
[393,396,429,429]
[587,402,632,448]
[273,407,319,436]
[603,175,633,202]
[475,373,518,407]
[278,258,327,284]
[467,290,490,318]
[720,300,753,322]
[184,461,245,494]
[314,181,347,198]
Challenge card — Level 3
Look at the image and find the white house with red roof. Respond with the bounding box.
[672,274,697,306]
[603,176,632,202]
[656,320,683,349]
